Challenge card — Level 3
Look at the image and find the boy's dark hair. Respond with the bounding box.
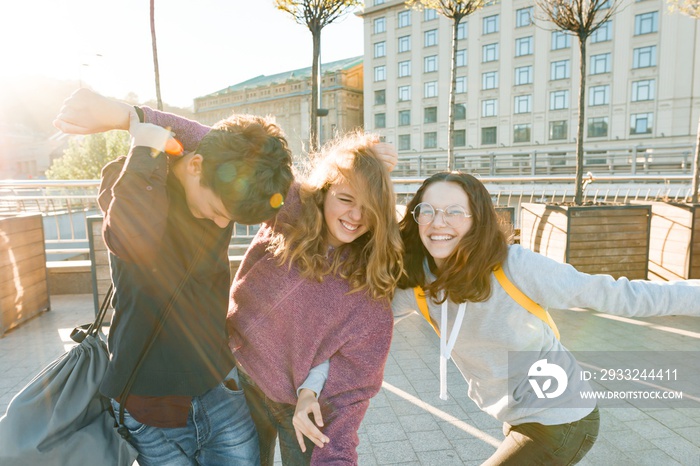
[196,115,294,225]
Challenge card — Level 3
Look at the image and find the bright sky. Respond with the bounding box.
[0,0,365,109]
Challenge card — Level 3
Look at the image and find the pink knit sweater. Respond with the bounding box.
[228,184,393,465]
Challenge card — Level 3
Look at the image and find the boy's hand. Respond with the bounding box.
[53,88,134,134]
[128,113,182,156]
[293,389,329,452]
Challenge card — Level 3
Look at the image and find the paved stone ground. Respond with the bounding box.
[2,294,700,465]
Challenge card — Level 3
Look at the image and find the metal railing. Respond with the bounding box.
[0,174,694,261]
[395,143,695,178]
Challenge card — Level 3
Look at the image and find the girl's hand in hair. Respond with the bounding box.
[372,142,399,172]
[293,389,329,452]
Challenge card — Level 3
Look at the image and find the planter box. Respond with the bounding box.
[645,201,700,281]
[520,203,651,280]
[0,214,50,336]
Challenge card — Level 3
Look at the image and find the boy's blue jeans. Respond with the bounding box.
[110,367,259,466]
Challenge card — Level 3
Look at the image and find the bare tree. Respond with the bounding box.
[150,0,163,111]
[406,0,486,171]
[667,0,700,201]
[275,0,361,152]
[536,0,620,205]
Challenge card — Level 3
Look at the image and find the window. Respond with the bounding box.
[635,11,658,35]
[424,8,437,21]
[455,76,467,94]
[424,29,438,47]
[516,7,533,27]
[398,110,411,126]
[633,46,657,68]
[457,22,468,40]
[374,41,386,58]
[374,0,384,4]
[374,17,386,34]
[374,113,386,129]
[398,85,411,101]
[374,89,385,105]
[424,106,438,123]
[424,81,438,98]
[453,129,466,147]
[374,65,386,82]
[589,85,610,106]
[456,49,467,67]
[591,21,612,43]
[550,59,570,80]
[424,55,438,73]
[398,10,411,28]
[632,79,655,101]
[514,95,532,114]
[454,103,466,120]
[513,124,531,143]
[398,60,411,77]
[515,65,533,85]
[630,113,653,134]
[482,99,498,117]
[552,31,571,50]
[588,117,609,137]
[398,134,411,150]
[482,43,499,62]
[515,36,533,57]
[483,14,499,34]
[482,71,499,89]
[549,120,568,140]
[482,126,497,145]
[398,35,411,53]
[590,53,611,74]
[550,90,569,110]
[424,132,437,149]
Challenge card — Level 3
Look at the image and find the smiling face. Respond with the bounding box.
[418,181,473,268]
[323,180,369,248]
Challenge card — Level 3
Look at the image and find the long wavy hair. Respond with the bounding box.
[269,132,403,300]
[398,172,508,304]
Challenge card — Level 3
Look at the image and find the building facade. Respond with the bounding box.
[194,57,364,159]
[360,0,700,168]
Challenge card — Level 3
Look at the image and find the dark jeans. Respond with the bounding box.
[239,370,314,466]
[482,407,600,466]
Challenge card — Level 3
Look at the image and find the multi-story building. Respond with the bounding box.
[360,0,700,170]
[194,56,364,159]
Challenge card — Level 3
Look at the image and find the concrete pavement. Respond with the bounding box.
[1,294,699,465]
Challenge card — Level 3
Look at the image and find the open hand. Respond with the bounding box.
[292,389,329,452]
[53,88,134,135]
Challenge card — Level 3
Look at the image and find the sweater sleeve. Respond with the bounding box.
[140,107,210,153]
[506,245,700,318]
[311,308,393,465]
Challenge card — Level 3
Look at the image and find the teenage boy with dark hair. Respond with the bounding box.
[54,89,295,465]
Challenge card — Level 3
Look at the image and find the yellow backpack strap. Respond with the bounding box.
[493,265,561,340]
[413,286,440,336]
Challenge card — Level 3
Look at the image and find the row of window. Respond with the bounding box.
[374,105,469,127]
[373,75,656,105]
[386,114,654,150]
[374,44,656,78]
[373,10,657,38]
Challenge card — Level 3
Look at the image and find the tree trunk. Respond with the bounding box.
[310,27,321,152]
[150,0,163,111]
[575,37,587,206]
[693,116,700,203]
[447,18,460,172]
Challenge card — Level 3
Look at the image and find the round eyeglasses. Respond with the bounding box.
[411,202,472,226]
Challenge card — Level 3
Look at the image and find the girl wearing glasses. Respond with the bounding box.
[393,171,700,465]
